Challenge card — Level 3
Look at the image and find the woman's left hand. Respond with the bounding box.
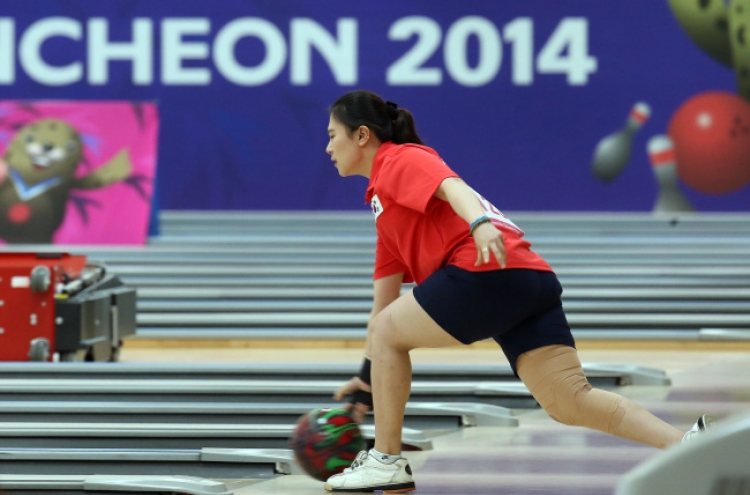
[473,222,507,268]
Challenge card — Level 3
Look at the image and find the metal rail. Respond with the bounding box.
[0,379,537,409]
[0,401,518,429]
[0,475,233,495]
[0,422,433,451]
[0,362,670,386]
[0,448,296,478]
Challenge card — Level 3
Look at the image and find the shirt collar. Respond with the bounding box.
[365,141,397,203]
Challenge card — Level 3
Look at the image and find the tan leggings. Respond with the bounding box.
[516,345,683,449]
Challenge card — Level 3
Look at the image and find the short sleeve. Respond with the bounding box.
[381,147,458,213]
[374,235,413,282]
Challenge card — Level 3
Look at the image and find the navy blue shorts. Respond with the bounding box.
[412,266,575,374]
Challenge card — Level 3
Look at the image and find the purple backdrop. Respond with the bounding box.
[0,0,746,211]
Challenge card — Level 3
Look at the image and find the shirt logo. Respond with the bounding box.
[371,194,384,220]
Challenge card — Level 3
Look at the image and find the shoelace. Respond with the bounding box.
[343,451,370,473]
[682,416,714,442]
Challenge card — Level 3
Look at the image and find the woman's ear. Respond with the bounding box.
[358,126,370,146]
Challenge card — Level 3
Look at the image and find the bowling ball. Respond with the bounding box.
[290,407,365,481]
[667,91,750,194]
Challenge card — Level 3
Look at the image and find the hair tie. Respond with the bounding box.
[386,101,399,120]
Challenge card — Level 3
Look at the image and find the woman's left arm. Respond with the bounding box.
[435,177,507,267]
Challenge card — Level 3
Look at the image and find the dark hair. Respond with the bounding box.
[330,90,424,145]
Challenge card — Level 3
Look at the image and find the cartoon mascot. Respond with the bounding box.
[0,118,133,243]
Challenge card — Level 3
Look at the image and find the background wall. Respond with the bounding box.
[1,0,746,212]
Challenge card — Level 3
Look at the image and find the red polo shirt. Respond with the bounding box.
[365,142,552,284]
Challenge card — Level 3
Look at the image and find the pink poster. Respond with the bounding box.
[0,101,158,245]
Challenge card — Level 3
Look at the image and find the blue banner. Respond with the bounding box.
[0,0,746,211]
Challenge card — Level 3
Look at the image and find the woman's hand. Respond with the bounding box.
[334,376,372,423]
[473,222,507,268]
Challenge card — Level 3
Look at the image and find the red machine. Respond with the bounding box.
[0,252,136,362]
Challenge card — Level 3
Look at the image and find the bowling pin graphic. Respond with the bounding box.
[591,102,651,182]
[647,135,694,214]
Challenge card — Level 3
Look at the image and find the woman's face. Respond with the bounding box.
[326,115,365,177]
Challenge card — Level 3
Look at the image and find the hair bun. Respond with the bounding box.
[386,101,399,120]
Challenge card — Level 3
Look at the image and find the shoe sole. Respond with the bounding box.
[324,481,416,493]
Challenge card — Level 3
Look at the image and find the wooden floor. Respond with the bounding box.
[120,343,750,495]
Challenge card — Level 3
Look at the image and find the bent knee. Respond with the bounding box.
[538,379,593,427]
[367,311,401,352]
[543,404,567,425]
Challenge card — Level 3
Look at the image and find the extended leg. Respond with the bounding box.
[516,345,684,449]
